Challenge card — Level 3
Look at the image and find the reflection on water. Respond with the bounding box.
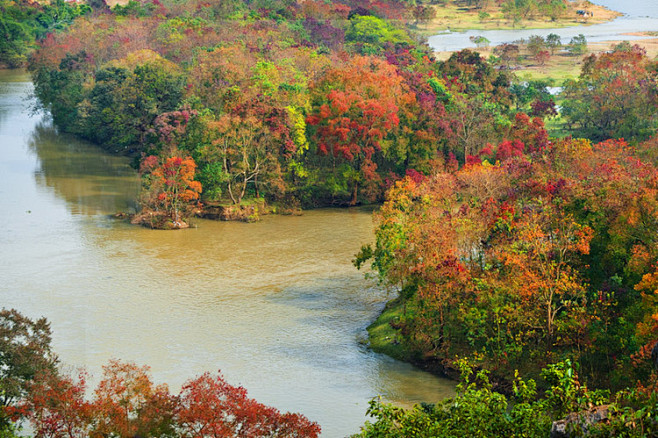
[429,0,658,52]
[27,121,140,216]
[0,69,455,438]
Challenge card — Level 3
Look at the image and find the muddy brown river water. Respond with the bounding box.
[0,70,454,437]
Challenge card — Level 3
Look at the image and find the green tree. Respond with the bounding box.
[81,53,185,152]
[526,35,546,59]
[561,44,658,141]
[546,33,562,54]
[345,15,411,54]
[567,34,587,56]
[0,309,58,429]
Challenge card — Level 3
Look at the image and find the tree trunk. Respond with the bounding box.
[350,180,358,206]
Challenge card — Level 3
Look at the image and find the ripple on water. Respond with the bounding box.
[0,70,455,438]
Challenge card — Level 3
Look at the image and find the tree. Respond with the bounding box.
[19,369,91,438]
[0,0,91,67]
[345,15,411,54]
[307,56,411,204]
[412,5,436,26]
[440,49,512,105]
[203,114,273,205]
[561,44,658,142]
[18,361,320,438]
[31,50,92,134]
[509,79,554,112]
[495,43,520,69]
[526,35,546,59]
[539,0,567,21]
[355,360,619,438]
[546,33,561,54]
[139,155,202,227]
[90,360,176,438]
[448,94,498,161]
[494,205,593,340]
[176,372,321,438]
[536,50,550,66]
[469,35,490,48]
[567,34,587,56]
[78,51,185,152]
[0,309,58,410]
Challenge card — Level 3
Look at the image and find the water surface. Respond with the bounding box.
[428,0,658,52]
[0,70,454,437]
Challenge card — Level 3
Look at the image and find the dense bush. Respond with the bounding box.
[0,0,90,67]
[355,359,657,437]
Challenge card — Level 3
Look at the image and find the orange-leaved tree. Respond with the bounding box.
[91,360,176,438]
[139,154,202,226]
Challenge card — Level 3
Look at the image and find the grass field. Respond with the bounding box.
[415,0,619,34]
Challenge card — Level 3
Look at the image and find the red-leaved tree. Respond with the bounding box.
[176,372,321,438]
[307,56,414,204]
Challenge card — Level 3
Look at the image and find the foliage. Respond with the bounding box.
[307,55,411,204]
[27,0,528,211]
[546,33,561,54]
[177,372,321,437]
[561,43,658,142]
[139,155,202,227]
[357,137,658,387]
[355,360,595,438]
[0,0,90,67]
[0,309,58,411]
[356,357,657,437]
[345,15,411,54]
[17,358,321,438]
[500,0,567,23]
[19,368,92,438]
[567,34,587,56]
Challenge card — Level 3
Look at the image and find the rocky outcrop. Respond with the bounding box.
[550,405,610,437]
[199,202,266,222]
[129,210,190,229]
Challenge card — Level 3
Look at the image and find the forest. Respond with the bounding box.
[1,0,658,436]
[24,0,591,227]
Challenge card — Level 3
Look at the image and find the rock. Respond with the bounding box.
[550,405,610,438]
[198,201,266,222]
[130,210,189,229]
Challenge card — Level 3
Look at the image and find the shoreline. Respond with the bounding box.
[431,32,658,82]
[416,0,621,35]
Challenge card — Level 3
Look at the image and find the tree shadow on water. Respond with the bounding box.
[26,119,140,216]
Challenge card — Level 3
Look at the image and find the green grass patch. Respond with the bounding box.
[367,295,413,361]
[545,115,571,139]
[515,55,583,82]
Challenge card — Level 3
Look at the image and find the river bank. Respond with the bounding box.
[0,69,457,438]
[417,0,619,34]
[433,31,658,83]
[427,0,658,52]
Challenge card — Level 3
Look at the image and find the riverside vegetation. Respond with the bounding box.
[2,0,658,436]
[24,0,595,228]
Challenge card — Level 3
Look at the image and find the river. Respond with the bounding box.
[0,69,455,437]
[428,0,658,52]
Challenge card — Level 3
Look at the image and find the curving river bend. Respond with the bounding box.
[0,70,454,437]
